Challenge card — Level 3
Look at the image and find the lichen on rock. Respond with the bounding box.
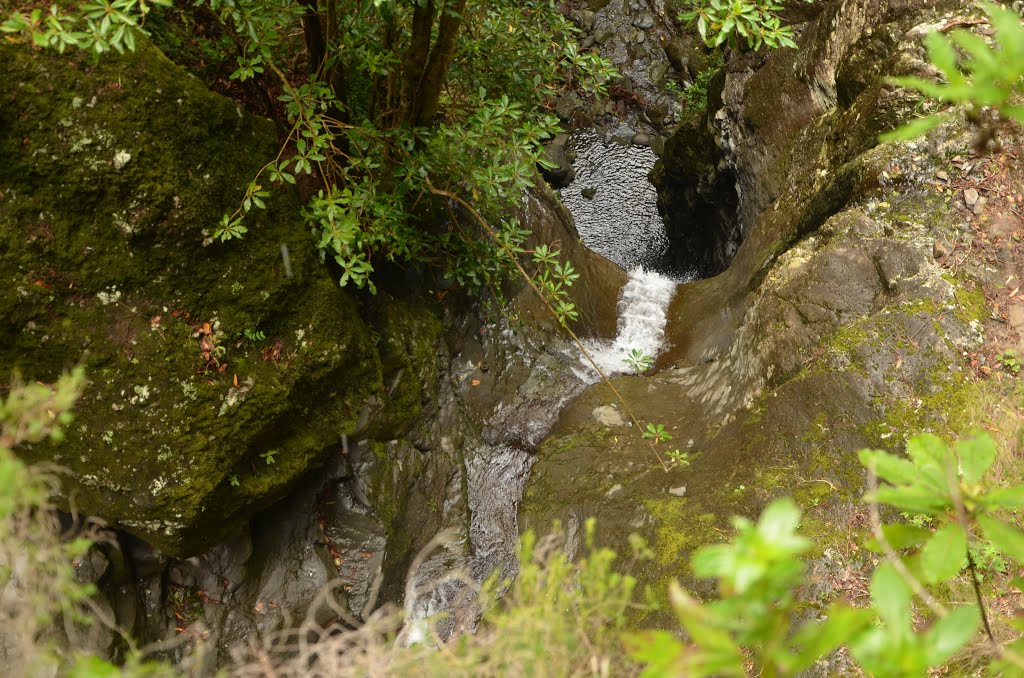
[0,40,388,556]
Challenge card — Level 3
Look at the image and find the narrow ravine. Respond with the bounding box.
[401,127,699,642]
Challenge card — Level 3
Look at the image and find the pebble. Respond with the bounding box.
[974,196,987,215]
[633,13,655,29]
[668,486,687,497]
[964,187,980,207]
[933,239,950,260]
[592,404,624,426]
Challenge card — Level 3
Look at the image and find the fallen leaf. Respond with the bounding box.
[471,379,481,386]
[232,373,239,388]
[201,322,212,334]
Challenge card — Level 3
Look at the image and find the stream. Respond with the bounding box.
[403,129,689,641]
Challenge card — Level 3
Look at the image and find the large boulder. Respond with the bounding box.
[0,41,385,556]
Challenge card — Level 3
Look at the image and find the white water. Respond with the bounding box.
[576,267,680,382]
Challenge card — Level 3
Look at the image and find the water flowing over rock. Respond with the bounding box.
[576,268,680,381]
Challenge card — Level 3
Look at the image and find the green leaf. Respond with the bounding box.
[668,582,745,674]
[924,605,979,665]
[67,656,122,678]
[922,31,962,84]
[870,561,912,639]
[879,113,949,142]
[867,523,932,552]
[871,484,950,515]
[982,485,1024,509]
[957,433,995,485]
[859,449,918,486]
[623,630,684,677]
[786,604,873,673]
[978,515,1024,564]
[920,523,966,583]
[756,496,802,543]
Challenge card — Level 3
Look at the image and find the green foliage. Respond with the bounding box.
[642,422,672,444]
[202,0,616,294]
[624,348,655,373]
[882,3,1024,142]
[530,243,581,325]
[997,349,1023,374]
[625,432,1024,676]
[678,0,810,50]
[0,0,172,54]
[242,328,266,342]
[4,1,617,299]
[665,449,694,468]
[260,449,278,465]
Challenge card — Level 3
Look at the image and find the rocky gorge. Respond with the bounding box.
[2,0,1023,672]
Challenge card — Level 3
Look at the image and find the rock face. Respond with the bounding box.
[1,35,626,664]
[0,42,393,556]
[524,0,988,611]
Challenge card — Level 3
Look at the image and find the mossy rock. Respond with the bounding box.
[0,41,386,556]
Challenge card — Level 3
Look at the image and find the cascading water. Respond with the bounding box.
[560,128,694,379]
[576,267,682,381]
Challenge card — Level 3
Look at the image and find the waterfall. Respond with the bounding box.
[576,267,680,381]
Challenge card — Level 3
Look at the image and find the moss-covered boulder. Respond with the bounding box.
[0,42,385,556]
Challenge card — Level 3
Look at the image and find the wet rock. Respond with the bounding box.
[540,134,576,188]
[555,92,583,121]
[633,12,656,30]
[526,0,985,624]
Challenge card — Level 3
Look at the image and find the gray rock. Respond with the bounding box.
[964,187,980,206]
[541,134,576,188]
[652,136,666,156]
[593,404,627,426]
[668,486,687,497]
[593,28,616,45]
[634,13,656,30]
[571,9,597,30]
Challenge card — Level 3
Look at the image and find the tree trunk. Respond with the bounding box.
[400,0,435,124]
[409,0,467,127]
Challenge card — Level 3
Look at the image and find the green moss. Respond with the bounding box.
[0,41,392,556]
[643,498,719,569]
